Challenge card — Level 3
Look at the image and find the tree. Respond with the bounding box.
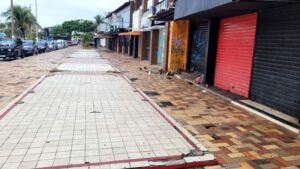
[94,14,104,25]
[62,20,96,38]
[80,32,92,48]
[2,5,37,39]
[93,14,105,31]
[51,25,67,37]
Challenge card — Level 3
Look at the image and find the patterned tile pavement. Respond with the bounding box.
[100,49,300,169]
[0,74,199,168]
[0,48,216,168]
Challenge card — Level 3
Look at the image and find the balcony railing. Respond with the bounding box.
[155,0,168,14]
[141,9,152,28]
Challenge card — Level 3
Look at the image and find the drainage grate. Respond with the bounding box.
[129,78,138,82]
[49,68,65,73]
[204,124,216,129]
[16,101,25,105]
[144,91,160,96]
[158,101,174,108]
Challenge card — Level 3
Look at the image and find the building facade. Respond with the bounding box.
[100,0,300,127]
[174,0,300,126]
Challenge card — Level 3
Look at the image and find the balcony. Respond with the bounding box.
[155,0,169,14]
[141,9,152,28]
[174,0,292,20]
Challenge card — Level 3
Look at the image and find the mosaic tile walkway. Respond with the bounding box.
[100,49,300,169]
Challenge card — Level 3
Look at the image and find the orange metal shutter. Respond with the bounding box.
[214,13,257,98]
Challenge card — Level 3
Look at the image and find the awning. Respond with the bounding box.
[119,32,143,36]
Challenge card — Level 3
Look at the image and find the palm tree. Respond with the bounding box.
[94,14,104,25]
[94,14,104,31]
[2,5,37,39]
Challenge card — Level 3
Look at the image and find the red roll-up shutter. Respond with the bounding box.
[214,13,257,98]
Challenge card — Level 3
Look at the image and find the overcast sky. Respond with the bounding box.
[0,0,128,27]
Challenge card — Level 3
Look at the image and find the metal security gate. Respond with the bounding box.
[214,13,257,98]
[251,5,300,121]
[157,29,165,65]
[145,32,151,61]
[189,21,209,74]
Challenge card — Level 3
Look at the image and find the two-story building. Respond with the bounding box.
[94,2,132,53]
[117,0,174,70]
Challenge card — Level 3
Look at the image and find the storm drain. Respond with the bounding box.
[158,101,174,107]
[144,91,160,96]
[129,77,139,82]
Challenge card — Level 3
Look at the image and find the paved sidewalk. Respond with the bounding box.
[100,49,300,169]
[0,48,73,110]
[0,49,216,169]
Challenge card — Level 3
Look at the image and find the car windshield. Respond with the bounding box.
[38,41,45,45]
[23,41,32,45]
[0,39,15,46]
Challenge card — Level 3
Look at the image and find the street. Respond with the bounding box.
[0,47,216,169]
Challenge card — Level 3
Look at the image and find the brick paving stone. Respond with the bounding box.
[100,48,300,169]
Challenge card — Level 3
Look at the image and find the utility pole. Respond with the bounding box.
[10,0,14,38]
[35,0,38,41]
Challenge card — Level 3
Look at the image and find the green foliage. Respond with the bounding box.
[80,32,91,48]
[94,14,104,25]
[51,25,67,37]
[1,5,37,39]
[61,19,96,38]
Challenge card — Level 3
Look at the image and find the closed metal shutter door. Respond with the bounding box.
[214,13,257,98]
[251,6,300,119]
[189,21,209,74]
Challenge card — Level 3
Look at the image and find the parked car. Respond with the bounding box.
[0,32,6,38]
[72,41,79,46]
[22,40,38,56]
[47,40,55,51]
[67,41,73,47]
[53,40,58,50]
[63,40,67,48]
[56,40,65,49]
[37,40,49,53]
[0,38,24,60]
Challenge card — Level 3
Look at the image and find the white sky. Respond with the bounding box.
[0,0,128,27]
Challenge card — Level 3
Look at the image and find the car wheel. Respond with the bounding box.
[21,51,25,58]
[13,52,18,59]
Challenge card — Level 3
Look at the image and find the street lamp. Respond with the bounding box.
[10,0,14,38]
[35,0,38,41]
